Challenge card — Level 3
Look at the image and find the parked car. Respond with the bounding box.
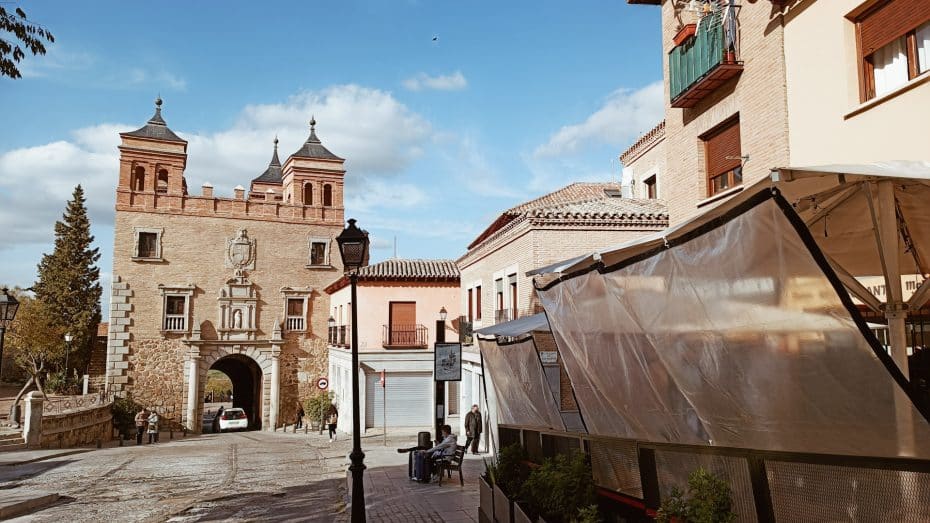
[218,408,249,432]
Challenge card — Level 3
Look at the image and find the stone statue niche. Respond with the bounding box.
[218,274,259,341]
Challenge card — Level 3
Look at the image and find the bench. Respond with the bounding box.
[436,444,466,486]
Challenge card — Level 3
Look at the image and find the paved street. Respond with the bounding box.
[0,429,482,522]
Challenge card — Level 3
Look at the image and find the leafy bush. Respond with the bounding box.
[111,395,142,438]
[655,467,736,523]
[575,504,602,523]
[492,443,530,496]
[303,391,333,425]
[519,450,596,522]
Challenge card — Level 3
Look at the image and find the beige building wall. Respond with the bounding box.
[660,0,790,225]
[783,0,930,165]
[624,136,667,199]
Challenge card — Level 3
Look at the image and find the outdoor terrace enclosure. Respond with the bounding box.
[536,192,930,459]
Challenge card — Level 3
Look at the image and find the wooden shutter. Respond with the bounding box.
[475,286,482,320]
[704,119,741,177]
[857,0,930,55]
[390,302,416,326]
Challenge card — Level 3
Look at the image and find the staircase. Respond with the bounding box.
[0,430,25,452]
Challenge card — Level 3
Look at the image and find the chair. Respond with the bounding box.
[437,445,466,486]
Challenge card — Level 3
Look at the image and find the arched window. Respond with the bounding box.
[303,183,313,206]
[133,166,145,191]
[323,184,333,207]
[156,169,169,194]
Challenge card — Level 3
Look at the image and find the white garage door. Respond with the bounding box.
[366,372,432,428]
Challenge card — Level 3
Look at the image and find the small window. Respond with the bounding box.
[467,288,473,322]
[852,1,930,101]
[303,184,313,206]
[133,166,145,191]
[310,240,328,266]
[644,175,657,199]
[156,169,169,194]
[702,116,742,197]
[475,285,482,321]
[133,228,163,260]
[164,295,187,331]
[323,184,333,207]
[286,298,306,331]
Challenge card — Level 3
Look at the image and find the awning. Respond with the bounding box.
[475,312,550,338]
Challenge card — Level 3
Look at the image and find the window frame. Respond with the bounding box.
[132,227,164,261]
[701,116,742,198]
[307,237,332,268]
[644,175,658,199]
[281,287,313,333]
[158,284,194,333]
[323,184,333,207]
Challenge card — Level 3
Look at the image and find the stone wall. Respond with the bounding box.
[128,337,187,428]
[38,404,112,449]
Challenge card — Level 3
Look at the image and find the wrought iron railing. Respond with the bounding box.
[339,325,348,346]
[669,9,739,102]
[458,316,474,345]
[494,309,514,324]
[382,323,429,348]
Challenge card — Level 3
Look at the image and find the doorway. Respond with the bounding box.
[208,354,263,430]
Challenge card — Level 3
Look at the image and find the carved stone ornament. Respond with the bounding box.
[225,228,256,272]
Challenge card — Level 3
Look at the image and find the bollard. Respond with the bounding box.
[170,429,174,440]
[96,439,102,449]
[304,424,308,435]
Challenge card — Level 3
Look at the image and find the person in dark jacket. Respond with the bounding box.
[464,404,482,454]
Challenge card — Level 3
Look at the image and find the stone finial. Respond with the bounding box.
[201,182,214,198]
[234,185,245,200]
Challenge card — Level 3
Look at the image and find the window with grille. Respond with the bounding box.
[850,0,930,101]
[164,295,187,331]
[286,298,305,331]
[702,116,742,197]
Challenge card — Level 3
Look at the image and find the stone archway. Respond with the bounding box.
[209,354,263,429]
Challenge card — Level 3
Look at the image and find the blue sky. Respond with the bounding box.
[0,1,663,305]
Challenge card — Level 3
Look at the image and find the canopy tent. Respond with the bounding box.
[531,161,930,376]
[534,187,930,458]
[475,312,550,337]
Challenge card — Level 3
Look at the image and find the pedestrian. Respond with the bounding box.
[296,402,305,429]
[464,404,483,454]
[213,405,224,433]
[147,408,160,444]
[327,404,338,442]
[134,407,149,445]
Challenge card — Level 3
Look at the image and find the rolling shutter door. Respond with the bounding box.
[366,372,432,428]
[704,118,741,177]
[462,369,473,410]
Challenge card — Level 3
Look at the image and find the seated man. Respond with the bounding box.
[412,425,457,482]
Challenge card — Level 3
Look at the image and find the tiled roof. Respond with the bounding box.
[252,139,283,184]
[121,98,186,143]
[290,118,343,161]
[467,182,668,249]
[325,259,460,294]
[620,120,665,166]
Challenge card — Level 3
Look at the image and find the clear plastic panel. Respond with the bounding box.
[538,199,930,458]
[479,338,565,431]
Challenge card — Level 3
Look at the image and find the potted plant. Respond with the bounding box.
[519,451,600,522]
[673,23,697,46]
[480,458,496,523]
[492,443,530,523]
[655,467,736,523]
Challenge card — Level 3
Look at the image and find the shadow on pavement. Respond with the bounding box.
[167,478,345,522]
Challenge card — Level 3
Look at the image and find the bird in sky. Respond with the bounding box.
[432,35,439,42]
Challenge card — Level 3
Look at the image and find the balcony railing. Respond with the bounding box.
[382,323,429,348]
[164,315,186,331]
[458,316,474,345]
[669,9,743,108]
[285,316,305,332]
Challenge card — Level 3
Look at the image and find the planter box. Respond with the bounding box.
[514,502,536,523]
[673,23,696,45]
[479,477,494,523]
[493,483,514,523]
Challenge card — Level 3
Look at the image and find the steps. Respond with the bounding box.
[0,431,25,452]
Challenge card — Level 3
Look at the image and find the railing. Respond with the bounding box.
[382,323,429,348]
[669,8,741,106]
[43,392,110,416]
[164,315,186,331]
[339,325,348,346]
[285,316,305,332]
[494,309,514,324]
[458,316,474,345]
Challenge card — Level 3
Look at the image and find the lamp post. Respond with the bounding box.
[328,316,336,346]
[0,288,21,381]
[64,332,73,379]
[336,218,369,523]
[435,307,447,440]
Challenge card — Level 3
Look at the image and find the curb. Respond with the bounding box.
[0,492,60,519]
[0,448,94,467]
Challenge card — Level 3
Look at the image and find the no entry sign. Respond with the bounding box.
[316,377,329,390]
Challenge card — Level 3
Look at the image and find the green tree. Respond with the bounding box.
[0,6,54,79]
[33,185,102,378]
[6,295,66,417]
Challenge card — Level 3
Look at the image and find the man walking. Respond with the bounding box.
[134,407,149,445]
[464,404,482,455]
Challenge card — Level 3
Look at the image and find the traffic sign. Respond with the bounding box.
[316,377,329,390]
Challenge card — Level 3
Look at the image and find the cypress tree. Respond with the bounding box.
[33,185,102,380]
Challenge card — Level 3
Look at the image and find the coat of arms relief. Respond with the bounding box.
[225,228,256,274]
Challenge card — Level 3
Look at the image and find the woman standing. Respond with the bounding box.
[327,404,338,442]
[147,409,160,444]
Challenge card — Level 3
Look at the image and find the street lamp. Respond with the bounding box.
[439,306,448,322]
[435,307,448,440]
[64,332,73,379]
[0,288,21,380]
[336,218,369,523]
[328,316,336,345]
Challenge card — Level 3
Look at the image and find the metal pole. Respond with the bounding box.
[382,371,387,446]
[349,272,366,522]
[65,340,71,379]
[435,320,446,441]
[0,327,5,381]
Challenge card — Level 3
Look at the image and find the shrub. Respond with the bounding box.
[520,451,596,522]
[655,467,736,523]
[493,443,530,496]
[111,395,141,438]
[303,391,333,425]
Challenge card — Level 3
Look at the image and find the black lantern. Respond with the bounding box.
[439,306,448,322]
[336,218,370,272]
[0,288,20,381]
[327,316,336,329]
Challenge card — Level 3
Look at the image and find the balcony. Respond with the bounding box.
[669,10,743,108]
[382,323,429,349]
[458,316,474,345]
[328,325,350,347]
[285,316,305,332]
[494,309,515,324]
[163,315,186,331]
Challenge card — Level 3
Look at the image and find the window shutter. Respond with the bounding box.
[858,0,930,55]
[705,119,741,177]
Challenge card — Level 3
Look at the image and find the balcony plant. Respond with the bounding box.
[518,450,600,522]
[655,467,736,523]
[303,391,333,433]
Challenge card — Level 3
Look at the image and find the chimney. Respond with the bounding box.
[234,185,245,200]
[201,182,214,198]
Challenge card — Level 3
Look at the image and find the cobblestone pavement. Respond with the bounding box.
[0,428,482,522]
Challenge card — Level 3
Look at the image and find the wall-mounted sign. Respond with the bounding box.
[538,351,558,364]
[316,377,329,390]
[434,342,462,381]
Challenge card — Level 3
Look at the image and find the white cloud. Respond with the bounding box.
[533,82,663,158]
[345,179,427,213]
[0,85,433,249]
[124,68,187,91]
[402,71,468,92]
[439,135,521,199]
[18,47,96,78]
